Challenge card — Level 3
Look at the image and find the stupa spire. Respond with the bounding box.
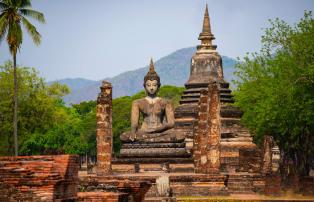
[202,4,211,34]
[144,58,160,84]
[198,4,216,50]
[149,58,155,72]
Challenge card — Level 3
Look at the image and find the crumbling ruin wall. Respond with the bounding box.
[238,147,262,173]
[0,155,79,202]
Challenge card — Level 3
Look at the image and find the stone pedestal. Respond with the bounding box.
[96,81,113,176]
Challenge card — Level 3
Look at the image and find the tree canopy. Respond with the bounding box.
[0,61,68,155]
[0,0,45,155]
[0,62,185,157]
[233,11,314,176]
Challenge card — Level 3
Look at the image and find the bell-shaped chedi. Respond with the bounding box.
[186,4,224,85]
[175,5,258,174]
[175,4,230,125]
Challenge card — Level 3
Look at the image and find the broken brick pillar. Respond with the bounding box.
[206,82,221,173]
[194,89,209,173]
[96,81,113,176]
[194,82,221,173]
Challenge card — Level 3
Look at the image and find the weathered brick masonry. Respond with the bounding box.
[0,155,79,201]
[96,81,113,176]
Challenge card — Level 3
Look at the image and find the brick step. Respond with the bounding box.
[220,88,232,94]
[220,98,234,103]
[118,148,190,158]
[184,82,230,89]
[187,90,233,96]
[220,130,251,137]
[183,88,204,94]
[227,181,253,186]
[121,142,186,149]
[175,104,198,110]
[221,117,241,127]
[112,157,193,164]
[185,83,210,89]
[174,113,197,119]
[170,163,195,172]
[179,98,199,104]
[78,192,128,201]
[221,132,252,139]
[112,163,194,173]
[174,123,194,130]
[227,176,254,193]
[227,185,254,193]
[221,137,253,142]
[175,104,198,118]
[175,117,196,123]
[228,190,256,194]
[181,94,200,99]
[220,93,233,99]
[228,187,254,192]
[171,183,228,197]
[182,92,200,96]
[237,132,252,137]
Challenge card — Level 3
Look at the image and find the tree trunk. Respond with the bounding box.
[13,54,18,156]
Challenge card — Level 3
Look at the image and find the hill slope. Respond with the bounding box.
[53,47,237,104]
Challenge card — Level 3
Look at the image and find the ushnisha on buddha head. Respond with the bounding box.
[144,58,160,97]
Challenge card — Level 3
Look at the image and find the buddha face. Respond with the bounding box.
[145,79,159,96]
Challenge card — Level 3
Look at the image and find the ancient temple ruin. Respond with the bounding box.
[105,4,261,174]
[93,5,282,198]
[0,5,292,201]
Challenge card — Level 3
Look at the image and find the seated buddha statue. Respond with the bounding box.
[120,59,184,143]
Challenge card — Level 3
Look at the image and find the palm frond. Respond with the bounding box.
[0,2,9,10]
[21,0,32,8]
[0,22,8,44]
[0,12,9,43]
[14,0,31,8]
[7,20,23,54]
[21,15,40,45]
[19,8,45,23]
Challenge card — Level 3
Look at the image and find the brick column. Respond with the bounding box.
[206,82,221,173]
[194,89,209,173]
[96,81,112,176]
[194,82,221,173]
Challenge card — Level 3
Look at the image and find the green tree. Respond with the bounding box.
[0,0,45,155]
[0,62,69,155]
[72,101,97,156]
[21,100,97,156]
[233,12,314,176]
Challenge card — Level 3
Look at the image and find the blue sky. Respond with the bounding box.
[0,0,313,81]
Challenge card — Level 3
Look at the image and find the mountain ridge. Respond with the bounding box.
[51,47,238,104]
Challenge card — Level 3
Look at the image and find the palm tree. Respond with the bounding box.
[0,0,45,156]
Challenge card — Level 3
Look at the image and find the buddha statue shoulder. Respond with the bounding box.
[120,59,184,143]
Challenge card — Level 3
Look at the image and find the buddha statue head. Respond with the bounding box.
[144,58,160,96]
